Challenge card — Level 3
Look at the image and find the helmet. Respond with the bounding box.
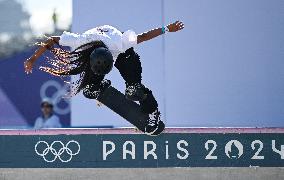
[90,47,113,75]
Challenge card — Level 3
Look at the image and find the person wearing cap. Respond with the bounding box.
[34,99,62,129]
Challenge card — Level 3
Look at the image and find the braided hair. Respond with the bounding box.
[39,39,107,97]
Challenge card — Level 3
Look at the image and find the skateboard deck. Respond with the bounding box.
[97,86,149,131]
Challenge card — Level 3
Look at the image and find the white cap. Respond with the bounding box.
[41,98,53,107]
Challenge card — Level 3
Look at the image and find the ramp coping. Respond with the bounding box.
[0,127,284,135]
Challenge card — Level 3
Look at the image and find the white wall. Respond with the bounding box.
[72,0,284,127]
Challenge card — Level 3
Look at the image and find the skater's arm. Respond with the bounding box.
[137,20,184,44]
[24,36,60,74]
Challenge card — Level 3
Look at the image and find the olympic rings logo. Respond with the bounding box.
[35,140,80,163]
[40,80,70,115]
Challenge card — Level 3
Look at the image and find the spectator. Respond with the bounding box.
[34,99,62,129]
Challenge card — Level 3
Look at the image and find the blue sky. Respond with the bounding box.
[17,0,72,35]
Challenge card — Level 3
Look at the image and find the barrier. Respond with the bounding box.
[0,128,284,168]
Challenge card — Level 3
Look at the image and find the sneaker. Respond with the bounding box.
[125,83,147,101]
[151,121,165,136]
[83,84,100,99]
[100,79,111,91]
[145,110,162,135]
[83,79,111,99]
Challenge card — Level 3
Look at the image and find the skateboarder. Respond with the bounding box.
[24,21,184,135]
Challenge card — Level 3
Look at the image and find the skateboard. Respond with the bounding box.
[97,85,164,135]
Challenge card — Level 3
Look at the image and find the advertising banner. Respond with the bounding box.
[0,129,283,168]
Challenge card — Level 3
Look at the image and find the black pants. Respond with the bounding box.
[87,48,158,114]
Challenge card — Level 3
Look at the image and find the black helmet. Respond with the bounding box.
[90,47,113,75]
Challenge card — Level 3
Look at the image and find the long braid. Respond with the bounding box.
[39,40,107,96]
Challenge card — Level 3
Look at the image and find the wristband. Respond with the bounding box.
[161,26,166,34]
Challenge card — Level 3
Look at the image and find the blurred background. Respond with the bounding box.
[0,0,283,129]
[0,0,71,128]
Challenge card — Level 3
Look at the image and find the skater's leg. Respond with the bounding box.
[139,87,158,114]
[115,48,146,101]
[82,72,110,99]
[115,48,164,135]
[139,87,164,135]
[115,48,142,84]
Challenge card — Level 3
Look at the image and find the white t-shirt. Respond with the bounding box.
[59,25,138,60]
[34,114,62,129]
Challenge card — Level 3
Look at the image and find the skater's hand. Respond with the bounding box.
[24,36,60,74]
[24,57,35,74]
[167,21,185,32]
